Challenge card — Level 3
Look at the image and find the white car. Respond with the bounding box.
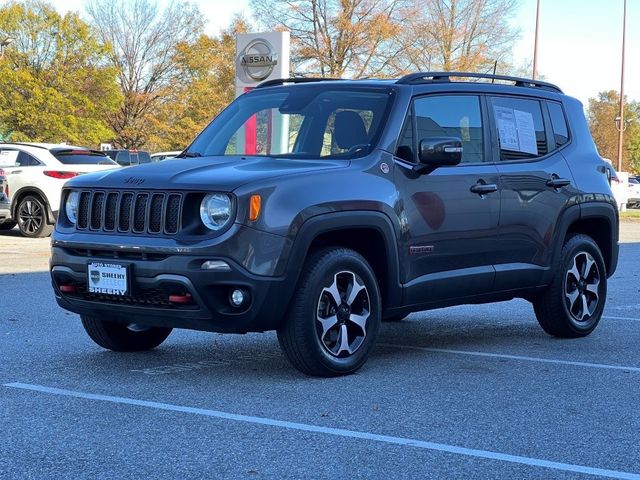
[0,143,119,237]
[627,177,640,208]
[150,151,182,162]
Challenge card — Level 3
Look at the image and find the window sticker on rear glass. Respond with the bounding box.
[494,106,538,155]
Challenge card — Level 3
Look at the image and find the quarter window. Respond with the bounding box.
[547,102,569,148]
[491,97,547,161]
[16,151,42,167]
[413,95,485,163]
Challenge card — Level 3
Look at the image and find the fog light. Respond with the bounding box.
[230,289,245,307]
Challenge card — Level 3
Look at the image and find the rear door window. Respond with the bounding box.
[115,151,131,166]
[16,151,43,167]
[490,97,548,161]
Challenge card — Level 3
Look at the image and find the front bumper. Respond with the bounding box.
[50,246,295,333]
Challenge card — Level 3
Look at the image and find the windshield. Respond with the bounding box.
[53,150,118,166]
[186,85,393,159]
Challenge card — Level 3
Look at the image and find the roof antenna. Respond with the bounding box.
[492,61,498,83]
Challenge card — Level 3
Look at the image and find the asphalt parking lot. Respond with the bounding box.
[1,224,640,479]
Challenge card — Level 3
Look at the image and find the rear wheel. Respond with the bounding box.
[277,248,381,377]
[81,315,172,351]
[17,195,53,238]
[533,234,607,338]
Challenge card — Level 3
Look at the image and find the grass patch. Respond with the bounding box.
[620,209,640,221]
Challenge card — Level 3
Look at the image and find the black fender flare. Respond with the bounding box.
[11,186,56,224]
[547,202,618,282]
[281,211,403,309]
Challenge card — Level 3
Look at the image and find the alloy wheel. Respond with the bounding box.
[18,199,43,235]
[316,270,370,357]
[564,251,600,322]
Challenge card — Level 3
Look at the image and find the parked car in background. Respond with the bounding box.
[0,143,119,237]
[151,151,181,162]
[627,176,640,208]
[0,168,10,228]
[104,149,152,167]
[602,161,628,210]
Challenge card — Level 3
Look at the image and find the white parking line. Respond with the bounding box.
[379,344,640,373]
[604,315,640,322]
[4,382,640,480]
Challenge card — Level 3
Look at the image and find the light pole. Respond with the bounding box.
[0,36,13,59]
[533,0,541,79]
[617,0,627,172]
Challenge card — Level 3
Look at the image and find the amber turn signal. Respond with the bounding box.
[249,194,262,221]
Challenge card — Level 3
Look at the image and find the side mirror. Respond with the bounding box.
[418,137,463,167]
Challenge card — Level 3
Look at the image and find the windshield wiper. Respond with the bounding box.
[177,151,202,158]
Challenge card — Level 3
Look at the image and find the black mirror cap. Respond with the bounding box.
[418,137,463,166]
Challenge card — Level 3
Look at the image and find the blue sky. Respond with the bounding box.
[10,0,640,105]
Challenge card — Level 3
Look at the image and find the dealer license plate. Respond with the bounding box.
[87,262,128,296]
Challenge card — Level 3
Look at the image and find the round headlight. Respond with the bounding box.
[200,193,232,231]
[65,191,80,224]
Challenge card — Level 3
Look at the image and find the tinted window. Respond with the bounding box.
[395,114,414,162]
[491,97,547,161]
[17,151,42,167]
[547,102,569,148]
[137,152,151,164]
[115,151,131,166]
[414,95,484,163]
[53,150,117,165]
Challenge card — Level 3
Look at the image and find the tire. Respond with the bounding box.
[0,221,16,231]
[81,315,172,351]
[533,234,607,338]
[277,247,381,377]
[16,195,54,238]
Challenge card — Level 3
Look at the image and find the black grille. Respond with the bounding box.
[76,190,182,235]
[78,192,90,229]
[149,194,164,233]
[104,193,118,231]
[133,193,148,232]
[165,194,181,234]
[90,192,105,230]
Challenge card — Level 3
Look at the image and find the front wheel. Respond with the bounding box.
[277,248,381,377]
[533,234,607,338]
[81,315,172,351]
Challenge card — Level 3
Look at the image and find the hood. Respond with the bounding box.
[66,156,349,191]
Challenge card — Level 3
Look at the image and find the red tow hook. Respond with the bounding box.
[59,284,78,293]
[169,293,192,304]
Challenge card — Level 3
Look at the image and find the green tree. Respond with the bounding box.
[146,17,249,151]
[588,90,640,172]
[0,0,120,145]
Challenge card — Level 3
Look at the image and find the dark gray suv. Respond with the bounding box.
[50,72,619,377]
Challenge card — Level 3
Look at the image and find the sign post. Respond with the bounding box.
[235,32,290,155]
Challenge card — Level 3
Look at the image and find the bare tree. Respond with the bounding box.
[251,0,414,78]
[402,0,520,74]
[86,0,204,148]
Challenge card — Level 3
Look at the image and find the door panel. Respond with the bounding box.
[489,96,577,290]
[395,94,500,304]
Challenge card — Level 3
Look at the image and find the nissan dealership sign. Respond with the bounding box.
[235,32,290,96]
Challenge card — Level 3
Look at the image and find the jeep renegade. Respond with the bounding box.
[50,72,619,377]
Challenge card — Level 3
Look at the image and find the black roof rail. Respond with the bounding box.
[396,71,563,93]
[255,77,343,89]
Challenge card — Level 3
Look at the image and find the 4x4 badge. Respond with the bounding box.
[380,163,389,174]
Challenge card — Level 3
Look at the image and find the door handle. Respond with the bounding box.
[9,170,22,174]
[470,182,498,195]
[546,177,571,189]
